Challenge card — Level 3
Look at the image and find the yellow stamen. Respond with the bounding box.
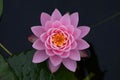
[52,33,67,47]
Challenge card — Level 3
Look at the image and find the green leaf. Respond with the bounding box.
[0,0,3,17]
[7,50,77,80]
[0,53,16,80]
[54,66,77,80]
[39,69,53,80]
[7,50,39,80]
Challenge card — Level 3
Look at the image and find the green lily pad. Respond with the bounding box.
[0,53,16,80]
[7,50,77,80]
[0,0,3,17]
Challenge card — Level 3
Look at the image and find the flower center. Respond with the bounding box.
[52,33,67,47]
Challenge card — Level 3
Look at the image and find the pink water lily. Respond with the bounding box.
[31,9,90,73]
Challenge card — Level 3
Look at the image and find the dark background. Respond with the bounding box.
[0,0,120,80]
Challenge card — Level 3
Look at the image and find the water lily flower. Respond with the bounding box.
[31,9,90,73]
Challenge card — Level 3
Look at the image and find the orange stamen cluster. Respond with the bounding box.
[52,33,67,47]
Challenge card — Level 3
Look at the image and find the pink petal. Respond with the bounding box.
[61,51,70,58]
[32,39,45,50]
[46,49,55,56]
[32,50,48,63]
[45,37,51,49]
[64,46,71,52]
[41,12,51,26]
[48,60,60,73]
[50,55,62,66]
[69,34,74,43]
[53,50,63,55]
[71,41,77,49]
[52,21,62,28]
[60,14,70,26]
[78,26,90,38]
[73,28,81,39]
[51,9,62,21]
[31,26,45,38]
[58,25,68,31]
[76,39,90,50]
[70,12,79,27]
[40,32,48,42]
[66,25,74,34]
[45,21,53,31]
[63,58,77,72]
[69,50,81,61]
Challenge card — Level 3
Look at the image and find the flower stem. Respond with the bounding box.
[91,12,120,27]
[0,43,13,56]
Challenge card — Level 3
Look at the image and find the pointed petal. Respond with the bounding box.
[51,9,62,21]
[40,32,48,42]
[71,41,77,49]
[73,28,81,39]
[60,14,70,26]
[70,12,79,27]
[41,12,51,26]
[31,26,45,38]
[32,39,45,50]
[50,55,62,66]
[48,60,60,73]
[78,26,90,38]
[76,39,90,50]
[45,21,53,30]
[69,50,81,61]
[63,58,77,72]
[61,51,70,58]
[66,25,74,34]
[46,49,55,56]
[32,50,48,63]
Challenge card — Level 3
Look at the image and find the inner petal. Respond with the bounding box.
[52,32,67,47]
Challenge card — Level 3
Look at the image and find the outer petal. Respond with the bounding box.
[50,55,62,66]
[76,39,90,50]
[69,50,81,61]
[73,28,81,39]
[78,26,90,38]
[70,12,79,27]
[32,50,48,63]
[60,14,70,26]
[32,39,45,50]
[31,26,45,38]
[48,60,60,73]
[63,58,77,72]
[51,9,62,21]
[41,12,51,26]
